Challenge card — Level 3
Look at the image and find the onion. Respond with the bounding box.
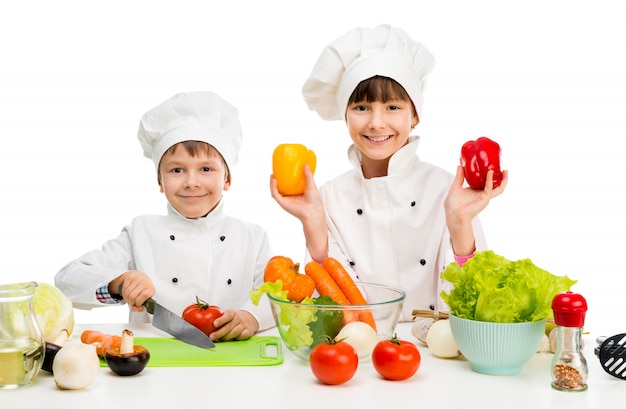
[426,319,460,358]
[335,321,379,359]
[52,341,100,390]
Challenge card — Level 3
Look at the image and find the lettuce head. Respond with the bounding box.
[440,250,577,323]
[33,282,75,342]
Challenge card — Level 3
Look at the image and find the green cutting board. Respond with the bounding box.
[100,336,283,367]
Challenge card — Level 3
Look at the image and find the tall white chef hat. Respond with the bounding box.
[137,91,242,172]
[302,24,435,121]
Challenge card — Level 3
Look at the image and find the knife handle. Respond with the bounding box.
[117,282,157,314]
[143,298,156,314]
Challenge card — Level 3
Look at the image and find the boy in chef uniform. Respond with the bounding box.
[56,91,274,341]
[270,25,508,340]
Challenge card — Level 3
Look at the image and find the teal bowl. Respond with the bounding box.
[449,314,546,375]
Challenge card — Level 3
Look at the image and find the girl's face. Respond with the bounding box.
[158,146,230,219]
[345,98,418,164]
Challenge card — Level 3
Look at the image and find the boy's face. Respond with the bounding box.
[345,98,417,163]
[158,146,230,219]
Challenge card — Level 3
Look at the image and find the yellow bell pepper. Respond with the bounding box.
[272,143,316,196]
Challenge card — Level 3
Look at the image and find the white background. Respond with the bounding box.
[1,1,624,330]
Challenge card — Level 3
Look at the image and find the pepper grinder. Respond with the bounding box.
[551,291,588,392]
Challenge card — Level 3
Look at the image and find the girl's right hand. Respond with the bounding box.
[269,165,329,261]
[269,164,323,220]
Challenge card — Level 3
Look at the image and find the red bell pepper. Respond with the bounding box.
[460,136,502,189]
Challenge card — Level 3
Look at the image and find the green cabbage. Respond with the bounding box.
[33,282,75,342]
[440,250,577,323]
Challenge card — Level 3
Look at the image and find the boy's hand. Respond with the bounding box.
[208,310,259,341]
[109,270,155,312]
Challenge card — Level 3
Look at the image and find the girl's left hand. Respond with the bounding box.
[444,166,508,223]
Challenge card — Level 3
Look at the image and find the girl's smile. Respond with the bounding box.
[346,99,416,171]
[363,134,394,143]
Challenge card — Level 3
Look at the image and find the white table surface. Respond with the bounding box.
[1,321,624,408]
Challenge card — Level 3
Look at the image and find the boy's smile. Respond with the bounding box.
[158,147,230,219]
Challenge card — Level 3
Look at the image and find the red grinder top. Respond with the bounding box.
[552,291,587,327]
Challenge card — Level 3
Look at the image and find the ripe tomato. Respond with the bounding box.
[182,296,223,337]
[309,339,358,385]
[372,334,421,381]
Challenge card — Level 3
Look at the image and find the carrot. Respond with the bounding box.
[322,257,377,331]
[304,261,358,324]
[95,335,113,357]
[81,330,122,357]
[81,330,104,344]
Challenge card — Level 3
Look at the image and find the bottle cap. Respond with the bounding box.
[552,291,587,327]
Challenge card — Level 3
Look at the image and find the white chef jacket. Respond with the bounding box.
[55,199,275,331]
[318,136,487,322]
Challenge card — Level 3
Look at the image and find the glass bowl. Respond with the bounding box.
[267,282,405,362]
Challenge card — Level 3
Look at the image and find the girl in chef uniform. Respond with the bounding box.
[56,91,274,341]
[270,25,508,338]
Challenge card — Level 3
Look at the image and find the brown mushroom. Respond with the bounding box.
[104,329,150,376]
[42,329,69,373]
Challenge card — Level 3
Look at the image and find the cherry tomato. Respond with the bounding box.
[182,296,223,337]
[309,339,358,385]
[372,334,421,381]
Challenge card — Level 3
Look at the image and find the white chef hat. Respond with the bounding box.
[137,91,242,172]
[302,24,435,121]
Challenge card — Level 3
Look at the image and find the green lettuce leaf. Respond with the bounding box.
[249,280,315,350]
[440,250,577,323]
[307,295,343,348]
[249,280,287,306]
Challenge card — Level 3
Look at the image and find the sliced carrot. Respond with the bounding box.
[95,335,113,357]
[107,335,122,353]
[322,257,377,331]
[304,261,358,324]
[81,330,104,344]
[81,330,123,357]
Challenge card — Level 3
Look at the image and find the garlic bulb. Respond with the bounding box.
[537,334,551,353]
[411,318,434,345]
[53,341,100,390]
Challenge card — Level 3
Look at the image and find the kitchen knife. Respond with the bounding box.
[143,298,215,349]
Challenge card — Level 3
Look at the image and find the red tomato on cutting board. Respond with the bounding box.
[182,297,224,337]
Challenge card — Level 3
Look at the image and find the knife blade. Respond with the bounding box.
[144,298,215,349]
